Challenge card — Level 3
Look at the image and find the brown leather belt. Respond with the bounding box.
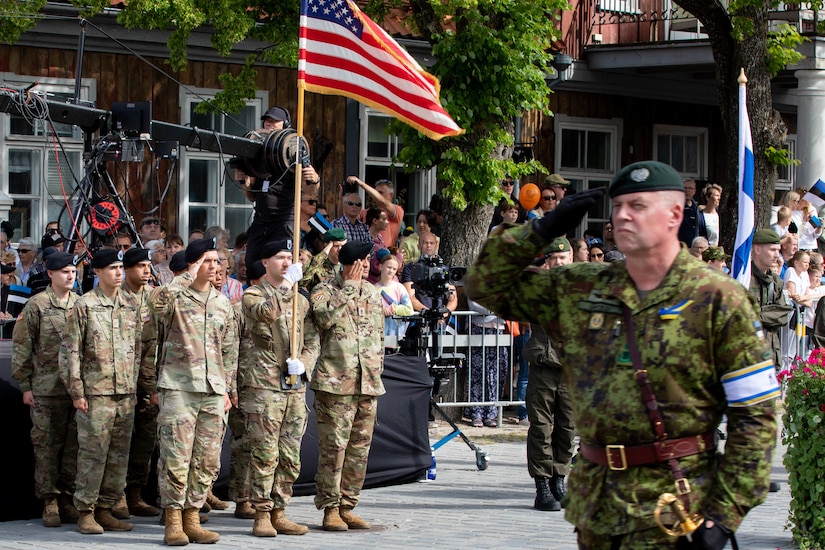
[579,431,716,471]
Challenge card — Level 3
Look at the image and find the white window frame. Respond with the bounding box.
[597,0,641,14]
[775,134,796,193]
[554,116,622,237]
[652,124,708,179]
[178,87,266,239]
[359,106,434,227]
[0,74,95,240]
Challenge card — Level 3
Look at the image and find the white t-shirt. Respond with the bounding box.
[703,211,719,246]
[784,266,811,306]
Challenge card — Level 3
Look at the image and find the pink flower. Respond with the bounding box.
[802,389,810,395]
[819,404,825,412]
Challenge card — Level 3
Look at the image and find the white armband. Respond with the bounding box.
[721,360,781,407]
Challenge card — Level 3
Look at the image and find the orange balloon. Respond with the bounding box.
[519,183,541,210]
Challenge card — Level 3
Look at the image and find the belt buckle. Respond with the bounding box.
[605,445,628,471]
[675,478,691,495]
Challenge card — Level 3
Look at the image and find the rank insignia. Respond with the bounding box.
[588,312,605,330]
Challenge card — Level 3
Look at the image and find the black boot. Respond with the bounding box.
[550,474,567,508]
[534,477,561,511]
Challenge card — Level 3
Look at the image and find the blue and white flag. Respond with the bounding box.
[803,178,825,209]
[732,70,755,287]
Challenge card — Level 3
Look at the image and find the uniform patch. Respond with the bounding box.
[658,300,693,320]
[722,360,781,407]
[588,312,604,330]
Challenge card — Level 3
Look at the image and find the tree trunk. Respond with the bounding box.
[439,201,495,271]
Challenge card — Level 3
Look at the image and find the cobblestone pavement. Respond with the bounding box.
[0,417,793,549]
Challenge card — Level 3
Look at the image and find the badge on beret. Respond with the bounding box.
[630,168,650,182]
[117,250,124,261]
[588,312,604,330]
[147,249,153,262]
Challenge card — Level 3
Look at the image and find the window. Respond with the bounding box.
[775,135,796,194]
[359,107,434,228]
[653,125,708,179]
[555,116,622,236]
[598,0,640,14]
[1,74,92,240]
[179,89,265,243]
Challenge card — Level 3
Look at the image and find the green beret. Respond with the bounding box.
[753,229,781,245]
[547,237,571,253]
[323,228,347,242]
[608,161,684,198]
[702,246,731,262]
[545,174,570,187]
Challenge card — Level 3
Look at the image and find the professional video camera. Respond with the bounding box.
[408,255,466,297]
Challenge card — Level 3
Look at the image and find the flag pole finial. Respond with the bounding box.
[738,68,747,85]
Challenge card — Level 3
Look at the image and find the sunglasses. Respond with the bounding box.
[542,195,556,201]
[303,199,318,205]
[17,248,32,253]
[592,253,604,258]
[501,181,514,186]
[345,201,362,207]
[118,244,131,250]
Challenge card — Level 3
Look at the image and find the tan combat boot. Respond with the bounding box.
[252,510,278,537]
[163,508,190,546]
[182,507,220,544]
[271,508,308,535]
[58,494,79,523]
[112,493,131,519]
[205,489,229,510]
[234,501,255,519]
[339,506,371,529]
[76,510,104,534]
[161,509,209,525]
[126,484,161,516]
[42,495,61,527]
[322,506,348,531]
[95,508,134,531]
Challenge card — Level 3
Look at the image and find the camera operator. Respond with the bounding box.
[400,232,457,315]
[240,107,320,264]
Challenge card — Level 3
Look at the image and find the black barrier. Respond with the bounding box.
[0,343,431,519]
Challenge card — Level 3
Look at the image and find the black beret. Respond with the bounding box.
[169,251,188,273]
[185,237,217,263]
[45,252,76,271]
[608,161,684,198]
[260,239,293,259]
[90,249,123,268]
[247,260,266,281]
[0,262,15,274]
[123,247,151,268]
[41,232,66,249]
[753,229,781,245]
[338,241,373,265]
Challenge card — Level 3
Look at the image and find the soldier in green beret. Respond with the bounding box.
[749,229,791,370]
[466,160,778,549]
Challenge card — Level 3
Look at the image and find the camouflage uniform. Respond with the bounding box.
[748,261,791,369]
[12,286,79,500]
[150,272,237,510]
[228,302,250,504]
[58,287,141,512]
[465,223,778,544]
[522,325,576,479]
[310,271,385,510]
[300,250,336,292]
[241,279,320,511]
[121,284,159,491]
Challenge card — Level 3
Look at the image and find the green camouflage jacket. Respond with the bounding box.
[465,223,777,534]
[12,286,78,396]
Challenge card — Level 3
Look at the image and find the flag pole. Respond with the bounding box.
[287,85,306,385]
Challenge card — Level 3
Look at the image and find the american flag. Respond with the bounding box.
[298,0,464,141]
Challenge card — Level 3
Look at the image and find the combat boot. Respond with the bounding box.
[271,508,308,535]
[206,489,229,510]
[58,494,80,523]
[76,510,104,534]
[42,495,61,527]
[182,507,220,544]
[534,477,561,511]
[252,510,278,537]
[127,484,161,516]
[163,508,190,546]
[95,508,134,531]
[550,474,567,508]
[322,506,348,531]
[234,501,255,519]
[112,493,131,519]
[339,507,371,529]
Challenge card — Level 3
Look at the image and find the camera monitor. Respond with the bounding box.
[111,101,151,138]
